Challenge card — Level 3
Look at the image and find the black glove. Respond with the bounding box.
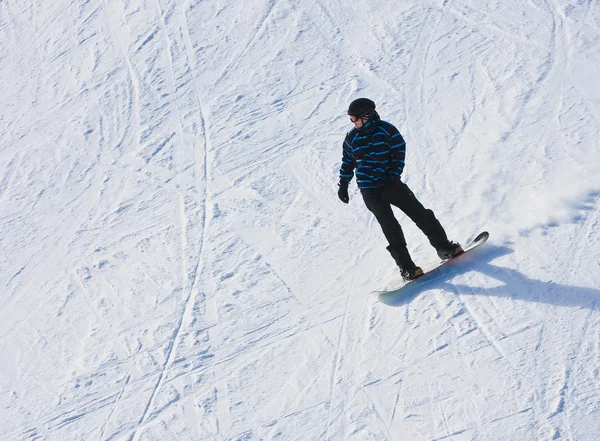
[338,181,349,203]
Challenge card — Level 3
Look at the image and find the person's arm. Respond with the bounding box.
[338,138,355,203]
[339,138,356,184]
[388,127,406,178]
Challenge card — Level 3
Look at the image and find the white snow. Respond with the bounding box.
[1,0,599,440]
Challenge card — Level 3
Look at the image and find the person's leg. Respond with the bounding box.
[361,189,416,269]
[383,180,449,249]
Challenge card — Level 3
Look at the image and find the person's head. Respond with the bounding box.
[348,98,377,129]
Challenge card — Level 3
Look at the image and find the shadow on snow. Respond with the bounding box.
[378,244,600,309]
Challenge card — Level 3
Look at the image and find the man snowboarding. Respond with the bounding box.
[337,98,463,281]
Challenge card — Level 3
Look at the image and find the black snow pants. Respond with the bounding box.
[361,178,448,269]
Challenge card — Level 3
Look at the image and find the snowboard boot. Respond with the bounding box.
[400,265,424,282]
[386,245,424,281]
[436,241,464,260]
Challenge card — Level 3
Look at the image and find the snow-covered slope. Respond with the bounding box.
[1,0,599,440]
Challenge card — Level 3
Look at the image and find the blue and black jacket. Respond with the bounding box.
[339,117,407,189]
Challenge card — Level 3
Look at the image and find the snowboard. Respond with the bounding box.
[373,231,490,296]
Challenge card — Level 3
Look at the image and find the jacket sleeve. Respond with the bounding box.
[388,126,406,178]
[339,138,356,183]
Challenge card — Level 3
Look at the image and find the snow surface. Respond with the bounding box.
[1,0,600,440]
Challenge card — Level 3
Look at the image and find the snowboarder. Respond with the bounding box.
[337,98,463,281]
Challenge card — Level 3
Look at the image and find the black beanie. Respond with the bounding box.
[348,98,376,117]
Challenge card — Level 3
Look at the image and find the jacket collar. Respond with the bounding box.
[358,113,381,133]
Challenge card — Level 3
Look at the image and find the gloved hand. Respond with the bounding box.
[338,181,349,203]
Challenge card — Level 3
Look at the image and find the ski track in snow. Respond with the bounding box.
[1,0,600,440]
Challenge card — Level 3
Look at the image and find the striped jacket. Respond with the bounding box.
[339,118,406,189]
